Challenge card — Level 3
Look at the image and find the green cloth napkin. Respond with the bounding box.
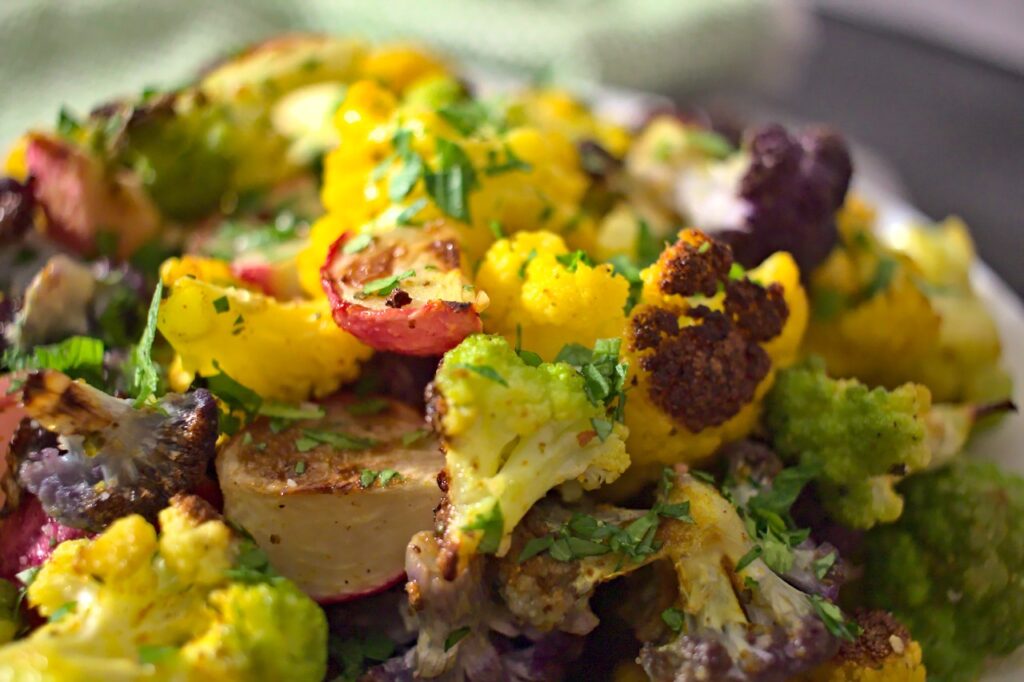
[0,0,800,148]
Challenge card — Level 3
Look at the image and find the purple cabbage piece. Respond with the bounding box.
[723,124,853,274]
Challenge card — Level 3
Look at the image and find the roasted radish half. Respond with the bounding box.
[25,134,160,258]
[320,222,487,356]
[217,395,443,602]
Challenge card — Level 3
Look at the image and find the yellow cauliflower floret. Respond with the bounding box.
[158,273,371,401]
[508,88,632,158]
[299,79,591,297]
[805,197,1010,402]
[360,43,450,93]
[616,230,807,490]
[0,497,327,682]
[3,135,28,180]
[159,255,250,290]
[476,231,629,360]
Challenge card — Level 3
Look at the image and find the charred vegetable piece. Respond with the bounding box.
[637,472,843,682]
[428,334,629,573]
[321,223,487,356]
[25,134,160,258]
[794,609,926,682]
[619,229,806,479]
[15,370,217,531]
[218,396,443,602]
[398,531,586,681]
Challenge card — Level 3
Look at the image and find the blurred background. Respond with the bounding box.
[1,0,1020,293]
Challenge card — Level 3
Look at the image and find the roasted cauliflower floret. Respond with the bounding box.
[863,459,1024,682]
[625,118,852,273]
[14,370,217,532]
[764,359,932,529]
[796,610,926,682]
[0,495,328,681]
[158,266,371,401]
[428,334,629,573]
[638,472,844,682]
[620,229,807,476]
[476,231,629,360]
[805,199,1010,403]
[764,358,1011,530]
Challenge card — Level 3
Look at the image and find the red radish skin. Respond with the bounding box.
[315,570,406,605]
[0,496,90,581]
[0,376,24,511]
[320,231,482,356]
[26,134,160,259]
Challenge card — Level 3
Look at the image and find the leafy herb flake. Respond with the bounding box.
[360,269,416,297]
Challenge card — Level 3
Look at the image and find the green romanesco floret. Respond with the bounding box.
[0,495,327,682]
[764,358,932,529]
[863,459,1024,682]
[430,334,630,564]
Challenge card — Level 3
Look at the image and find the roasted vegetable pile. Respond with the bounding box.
[0,33,1019,682]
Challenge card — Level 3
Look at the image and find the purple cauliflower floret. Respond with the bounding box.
[725,124,852,273]
[394,530,585,681]
[14,369,217,531]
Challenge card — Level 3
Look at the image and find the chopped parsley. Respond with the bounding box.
[257,401,325,421]
[809,595,862,642]
[207,361,262,435]
[555,249,592,272]
[517,469,691,565]
[48,601,77,623]
[517,248,538,279]
[395,198,427,226]
[2,335,105,385]
[727,462,820,575]
[514,324,542,367]
[129,280,163,406]
[464,501,504,554]
[359,269,416,297]
[661,607,686,633]
[359,468,402,488]
[401,428,431,446]
[684,128,735,159]
[343,233,373,255]
[444,626,471,652]
[138,644,178,665]
[451,363,508,387]
[590,417,614,442]
[294,460,307,475]
[347,397,390,416]
[212,295,230,314]
[488,219,505,240]
[330,632,395,681]
[482,144,531,175]
[812,552,837,580]
[424,137,478,222]
[298,428,377,451]
[554,338,629,421]
[437,100,492,136]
